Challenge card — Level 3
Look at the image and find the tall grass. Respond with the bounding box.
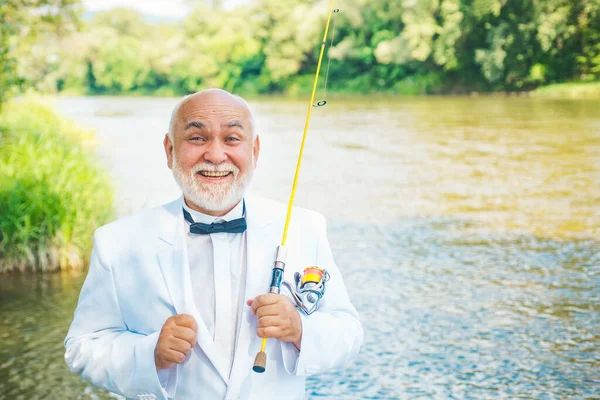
[0,98,114,273]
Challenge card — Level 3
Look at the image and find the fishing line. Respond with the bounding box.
[314,8,340,108]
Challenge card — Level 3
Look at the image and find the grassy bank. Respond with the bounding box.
[0,98,114,273]
[532,81,600,99]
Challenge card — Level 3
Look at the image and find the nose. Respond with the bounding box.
[203,139,228,164]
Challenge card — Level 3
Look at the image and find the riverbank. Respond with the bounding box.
[0,98,114,273]
[50,79,600,99]
[532,81,600,98]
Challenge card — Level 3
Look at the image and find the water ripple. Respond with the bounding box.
[306,220,600,399]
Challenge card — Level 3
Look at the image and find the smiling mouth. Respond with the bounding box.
[198,171,232,178]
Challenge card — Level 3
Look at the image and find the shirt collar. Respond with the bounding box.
[181,197,245,225]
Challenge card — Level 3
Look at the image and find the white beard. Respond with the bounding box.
[172,152,253,214]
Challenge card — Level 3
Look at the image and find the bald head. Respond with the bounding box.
[168,89,255,140]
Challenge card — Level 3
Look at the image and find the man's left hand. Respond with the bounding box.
[247,294,302,350]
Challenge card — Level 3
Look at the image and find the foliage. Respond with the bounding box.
[0,99,114,272]
[0,0,81,108]
[3,0,600,96]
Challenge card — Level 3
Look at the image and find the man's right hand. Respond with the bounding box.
[154,314,197,371]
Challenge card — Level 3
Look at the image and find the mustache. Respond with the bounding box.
[191,162,239,174]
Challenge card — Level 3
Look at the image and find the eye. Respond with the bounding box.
[226,136,240,142]
[189,137,205,142]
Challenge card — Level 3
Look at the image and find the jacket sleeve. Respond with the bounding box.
[64,231,176,400]
[280,214,364,376]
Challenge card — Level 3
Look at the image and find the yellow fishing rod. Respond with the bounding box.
[252,0,339,373]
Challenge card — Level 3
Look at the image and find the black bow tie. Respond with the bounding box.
[182,206,247,234]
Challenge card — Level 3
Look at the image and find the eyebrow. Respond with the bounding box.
[184,120,245,131]
[223,120,245,130]
[185,120,206,130]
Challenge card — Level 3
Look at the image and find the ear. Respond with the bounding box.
[252,135,260,167]
[164,133,174,169]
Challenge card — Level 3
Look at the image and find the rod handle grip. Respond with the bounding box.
[252,351,267,373]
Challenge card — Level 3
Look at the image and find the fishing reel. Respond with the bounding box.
[267,246,330,315]
[282,267,330,315]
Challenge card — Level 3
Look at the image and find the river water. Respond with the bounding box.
[0,96,598,399]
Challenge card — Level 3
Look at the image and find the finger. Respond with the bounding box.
[167,337,193,355]
[258,315,283,329]
[163,348,188,365]
[156,360,175,371]
[172,326,197,346]
[246,299,253,307]
[250,294,281,314]
[256,326,283,339]
[173,314,197,331]
[256,303,283,319]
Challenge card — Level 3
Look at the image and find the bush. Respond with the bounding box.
[0,99,114,273]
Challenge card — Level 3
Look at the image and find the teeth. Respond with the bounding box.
[200,171,231,177]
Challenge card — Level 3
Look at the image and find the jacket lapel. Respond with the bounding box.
[157,198,229,383]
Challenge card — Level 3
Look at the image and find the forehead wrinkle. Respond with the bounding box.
[183,105,247,120]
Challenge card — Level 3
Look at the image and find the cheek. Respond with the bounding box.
[176,145,203,168]
[231,147,255,171]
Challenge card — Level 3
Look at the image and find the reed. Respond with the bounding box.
[0,99,114,273]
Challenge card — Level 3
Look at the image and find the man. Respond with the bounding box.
[64,89,363,400]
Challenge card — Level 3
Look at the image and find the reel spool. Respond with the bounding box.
[301,267,325,287]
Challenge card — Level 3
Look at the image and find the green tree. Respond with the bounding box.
[574,0,600,79]
[8,0,600,96]
[0,0,81,108]
[174,4,262,92]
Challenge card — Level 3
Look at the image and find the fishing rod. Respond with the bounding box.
[252,0,340,373]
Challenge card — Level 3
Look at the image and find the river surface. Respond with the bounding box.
[1,96,599,399]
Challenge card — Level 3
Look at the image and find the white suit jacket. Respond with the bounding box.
[64,196,363,400]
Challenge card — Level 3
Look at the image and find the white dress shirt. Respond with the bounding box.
[182,199,247,381]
